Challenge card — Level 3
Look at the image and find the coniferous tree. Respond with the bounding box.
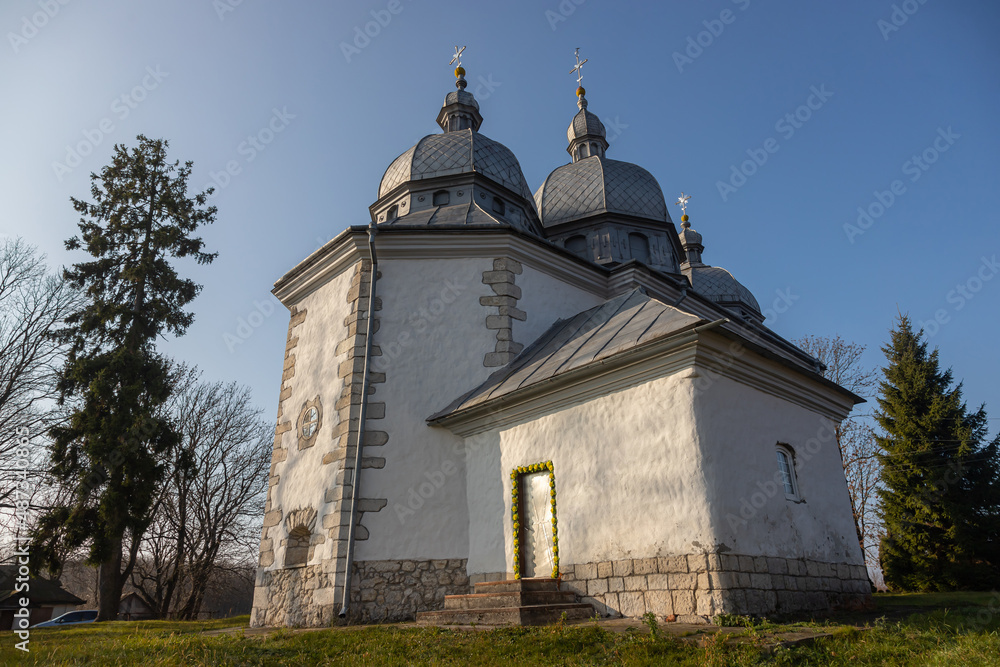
[875,315,1000,591]
[31,136,217,621]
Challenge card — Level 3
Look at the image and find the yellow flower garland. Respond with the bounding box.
[510,460,559,580]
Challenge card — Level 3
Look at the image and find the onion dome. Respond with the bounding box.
[679,216,762,322]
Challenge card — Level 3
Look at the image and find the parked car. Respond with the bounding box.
[31,610,98,628]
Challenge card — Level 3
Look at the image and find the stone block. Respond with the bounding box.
[688,554,709,572]
[576,562,597,580]
[624,575,647,591]
[646,573,670,590]
[564,580,587,597]
[361,457,385,469]
[644,589,673,617]
[738,555,755,572]
[597,561,613,578]
[697,573,710,590]
[259,550,274,567]
[806,560,821,577]
[668,573,696,590]
[263,510,282,528]
[587,578,609,595]
[363,431,389,447]
[485,315,513,330]
[497,305,527,321]
[484,352,515,367]
[482,270,515,285]
[602,593,620,616]
[608,577,624,592]
[490,282,522,299]
[753,557,768,573]
[767,557,788,575]
[495,340,523,354]
[706,554,722,571]
[697,592,724,617]
[671,590,695,615]
[659,555,688,573]
[721,554,740,572]
[612,560,633,577]
[493,258,523,274]
[633,558,657,575]
[357,498,387,513]
[750,573,772,589]
[479,295,518,307]
[618,591,646,617]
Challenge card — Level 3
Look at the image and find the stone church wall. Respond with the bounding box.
[560,554,871,623]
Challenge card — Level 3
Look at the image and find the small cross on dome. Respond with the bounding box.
[450,45,466,69]
[570,48,588,87]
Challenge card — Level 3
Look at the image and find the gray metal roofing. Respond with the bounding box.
[381,199,538,233]
[689,265,761,313]
[429,288,704,420]
[379,130,534,201]
[568,108,605,142]
[533,157,670,228]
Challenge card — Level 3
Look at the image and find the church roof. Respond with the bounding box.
[428,289,705,421]
[379,130,535,202]
[533,157,669,227]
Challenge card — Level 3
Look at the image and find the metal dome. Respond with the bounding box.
[533,156,670,228]
[378,129,534,202]
[688,265,761,314]
[567,108,606,144]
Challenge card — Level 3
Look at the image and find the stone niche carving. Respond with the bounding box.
[283,507,318,568]
[296,397,323,450]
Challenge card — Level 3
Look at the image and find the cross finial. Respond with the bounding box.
[676,193,691,215]
[450,45,466,69]
[570,48,588,87]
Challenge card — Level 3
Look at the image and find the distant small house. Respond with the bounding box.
[118,593,156,621]
[0,566,85,630]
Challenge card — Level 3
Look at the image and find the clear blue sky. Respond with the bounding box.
[2,0,997,432]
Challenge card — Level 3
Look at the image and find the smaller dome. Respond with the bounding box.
[567,108,605,144]
[688,265,761,314]
[678,224,702,248]
[534,157,669,227]
[444,89,479,111]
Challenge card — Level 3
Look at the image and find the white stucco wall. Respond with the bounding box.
[354,257,498,561]
[512,264,605,347]
[270,266,356,568]
[696,374,864,565]
[464,372,716,577]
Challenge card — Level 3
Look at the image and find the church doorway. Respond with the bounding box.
[516,469,556,578]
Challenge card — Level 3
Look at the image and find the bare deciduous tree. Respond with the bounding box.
[796,334,882,580]
[0,238,79,531]
[130,369,270,618]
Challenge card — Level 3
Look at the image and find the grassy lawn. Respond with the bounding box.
[2,593,999,666]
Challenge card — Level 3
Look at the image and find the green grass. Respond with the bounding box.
[2,593,999,666]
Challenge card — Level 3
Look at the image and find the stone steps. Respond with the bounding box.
[416,578,593,627]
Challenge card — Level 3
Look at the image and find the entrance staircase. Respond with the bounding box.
[415,578,593,627]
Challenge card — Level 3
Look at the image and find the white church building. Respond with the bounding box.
[250,55,871,627]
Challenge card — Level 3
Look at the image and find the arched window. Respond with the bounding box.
[565,235,588,258]
[284,526,311,567]
[628,233,650,264]
[433,190,450,206]
[386,204,398,221]
[492,197,505,215]
[776,445,799,500]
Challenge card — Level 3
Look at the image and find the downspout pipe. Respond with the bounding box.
[339,222,378,619]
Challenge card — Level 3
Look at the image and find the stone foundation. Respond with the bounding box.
[348,558,471,623]
[251,563,341,628]
[560,554,871,623]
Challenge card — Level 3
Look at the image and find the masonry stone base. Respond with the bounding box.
[560,554,872,624]
[250,558,471,627]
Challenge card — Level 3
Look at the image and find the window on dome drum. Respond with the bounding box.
[386,205,398,221]
[492,197,505,215]
[565,235,588,258]
[629,233,650,264]
[433,190,450,206]
[776,445,799,500]
[284,526,311,568]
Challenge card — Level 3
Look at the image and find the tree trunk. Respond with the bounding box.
[96,534,124,621]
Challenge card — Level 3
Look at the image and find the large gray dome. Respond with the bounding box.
[688,265,761,313]
[379,129,534,201]
[533,156,670,228]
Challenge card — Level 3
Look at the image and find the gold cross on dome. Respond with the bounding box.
[570,48,588,86]
[450,45,466,68]
[676,193,691,214]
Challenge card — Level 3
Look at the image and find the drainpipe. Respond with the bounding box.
[339,222,379,619]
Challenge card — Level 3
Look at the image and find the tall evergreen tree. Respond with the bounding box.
[31,136,217,621]
[875,315,1000,591]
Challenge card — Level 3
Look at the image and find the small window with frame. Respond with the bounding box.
[775,445,799,500]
